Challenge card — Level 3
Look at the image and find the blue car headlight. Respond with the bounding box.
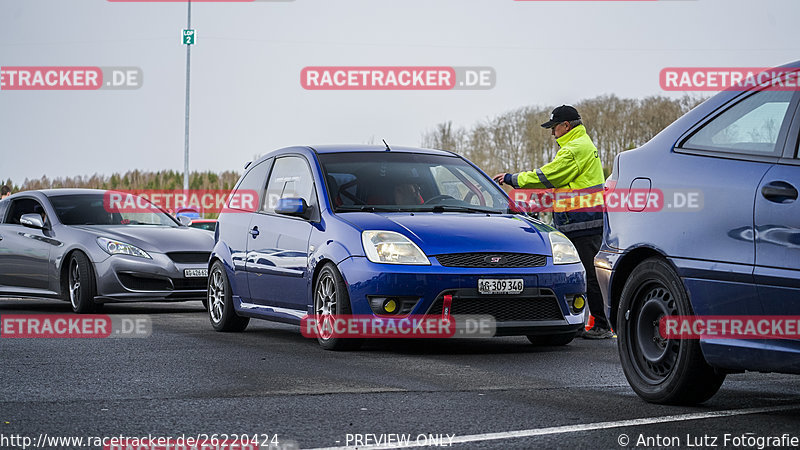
[361,231,430,265]
[96,237,152,259]
[548,232,581,265]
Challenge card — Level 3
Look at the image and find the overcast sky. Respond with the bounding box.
[1,0,798,183]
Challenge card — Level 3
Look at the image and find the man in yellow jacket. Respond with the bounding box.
[494,105,612,339]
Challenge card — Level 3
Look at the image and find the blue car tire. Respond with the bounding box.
[208,261,250,332]
[314,263,363,351]
[617,257,726,405]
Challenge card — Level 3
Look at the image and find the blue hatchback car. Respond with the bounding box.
[208,145,587,350]
[596,62,800,404]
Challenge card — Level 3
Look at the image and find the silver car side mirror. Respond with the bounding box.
[20,213,45,229]
[177,216,192,227]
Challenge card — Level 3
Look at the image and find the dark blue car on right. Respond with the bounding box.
[596,61,800,405]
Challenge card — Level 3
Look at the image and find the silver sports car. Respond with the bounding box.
[0,189,214,313]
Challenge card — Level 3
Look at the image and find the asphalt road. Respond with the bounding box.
[1,298,798,450]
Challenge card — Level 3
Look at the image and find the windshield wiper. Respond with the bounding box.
[336,205,504,214]
[335,205,403,213]
[419,205,504,214]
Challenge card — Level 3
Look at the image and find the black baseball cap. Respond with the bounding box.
[541,105,581,129]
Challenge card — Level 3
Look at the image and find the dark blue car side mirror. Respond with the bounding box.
[275,197,312,219]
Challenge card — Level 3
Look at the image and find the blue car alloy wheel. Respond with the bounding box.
[313,262,362,351]
[208,261,249,332]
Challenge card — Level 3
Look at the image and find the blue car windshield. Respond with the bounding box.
[318,152,511,213]
[49,194,179,227]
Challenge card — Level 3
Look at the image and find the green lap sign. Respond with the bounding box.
[182,29,196,45]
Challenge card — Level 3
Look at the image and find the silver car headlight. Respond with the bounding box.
[361,231,430,265]
[96,237,152,259]
[548,232,581,265]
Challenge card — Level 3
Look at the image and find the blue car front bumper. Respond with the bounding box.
[337,256,587,336]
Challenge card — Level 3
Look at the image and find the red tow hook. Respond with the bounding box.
[442,294,453,322]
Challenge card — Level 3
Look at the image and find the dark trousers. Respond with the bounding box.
[570,234,611,330]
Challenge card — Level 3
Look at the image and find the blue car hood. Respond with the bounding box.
[338,212,551,255]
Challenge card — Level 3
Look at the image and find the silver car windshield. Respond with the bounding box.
[49,194,179,227]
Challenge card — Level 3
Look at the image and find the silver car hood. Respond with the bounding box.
[70,225,214,254]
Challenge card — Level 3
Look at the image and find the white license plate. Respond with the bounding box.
[478,278,523,295]
[184,268,208,278]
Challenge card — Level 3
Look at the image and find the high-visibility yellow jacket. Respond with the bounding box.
[511,125,605,237]
[512,125,604,190]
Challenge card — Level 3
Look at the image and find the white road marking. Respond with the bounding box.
[307,403,800,450]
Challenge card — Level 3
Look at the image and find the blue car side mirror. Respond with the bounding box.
[275,197,311,219]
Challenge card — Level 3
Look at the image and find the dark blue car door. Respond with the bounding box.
[222,158,273,303]
[672,89,797,317]
[245,155,317,311]
[755,164,800,311]
[754,97,800,317]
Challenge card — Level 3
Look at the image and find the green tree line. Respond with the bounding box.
[2,170,241,194]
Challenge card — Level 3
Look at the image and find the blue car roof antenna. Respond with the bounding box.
[383,139,391,151]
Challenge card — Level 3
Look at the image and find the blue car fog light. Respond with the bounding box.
[569,295,586,314]
[368,296,420,315]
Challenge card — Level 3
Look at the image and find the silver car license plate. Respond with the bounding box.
[478,278,523,295]
[184,268,208,278]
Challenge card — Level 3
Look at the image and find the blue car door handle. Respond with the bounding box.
[761,181,797,203]
[249,226,260,238]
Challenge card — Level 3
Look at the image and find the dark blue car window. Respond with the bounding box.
[231,158,272,212]
[684,89,794,156]
[264,156,316,213]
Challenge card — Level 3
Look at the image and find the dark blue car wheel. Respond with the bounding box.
[208,261,249,332]
[314,263,362,351]
[617,257,725,405]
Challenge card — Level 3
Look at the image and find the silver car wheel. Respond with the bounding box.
[69,259,81,310]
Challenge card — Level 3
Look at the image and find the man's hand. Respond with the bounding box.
[493,173,509,185]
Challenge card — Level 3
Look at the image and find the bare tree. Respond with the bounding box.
[422,94,705,176]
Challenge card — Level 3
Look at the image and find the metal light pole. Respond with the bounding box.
[183,0,192,192]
